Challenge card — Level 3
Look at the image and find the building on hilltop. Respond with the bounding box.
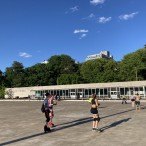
[41,60,48,64]
[85,51,113,61]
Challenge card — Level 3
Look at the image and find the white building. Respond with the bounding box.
[5,81,146,99]
[41,60,48,64]
[86,51,113,61]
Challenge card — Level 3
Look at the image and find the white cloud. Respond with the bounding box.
[82,13,95,20]
[74,29,89,34]
[90,0,105,5]
[19,52,32,58]
[119,12,139,20]
[79,34,87,39]
[98,16,112,23]
[89,13,95,18]
[70,6,79,12]
[65,6,79,14]
[74,29,89,39]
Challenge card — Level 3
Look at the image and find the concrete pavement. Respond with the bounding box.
[0,100,146,146]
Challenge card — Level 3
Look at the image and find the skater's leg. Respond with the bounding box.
[92,114,96,130]
[44,110,51,132]
[49,110,54,127]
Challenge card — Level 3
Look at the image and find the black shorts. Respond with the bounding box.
[135,101,140,105]
[90,108,98,114]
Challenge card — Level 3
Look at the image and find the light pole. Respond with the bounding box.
[57,77,59,85]
[135,67,146,81]
[135,67,138,81]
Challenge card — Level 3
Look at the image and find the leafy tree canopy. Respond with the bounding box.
[1,47,146,88]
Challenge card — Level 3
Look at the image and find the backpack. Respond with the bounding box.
[41,103,45,113]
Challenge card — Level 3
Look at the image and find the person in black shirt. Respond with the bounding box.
[43,92,51,133]
[90,94,101,131]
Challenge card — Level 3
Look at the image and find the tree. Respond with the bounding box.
[119,48,146,81]
[24,63,51,86]
[0,70,4,86]
[5,67,14,87]
[57,74,81,85]
[102,60,120,82]
[47,54,78,85]
[5,89,14,99]
[0,85,5,99]
[80,59,110,83]
[2,48,146,88]
[5,61,25,87]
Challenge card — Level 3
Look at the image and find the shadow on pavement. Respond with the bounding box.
[0,132,45,146]
[99,106,107,108]
[56,108,134,127]
[101,108,134,119]
[0,117,92,146]
[55,117,91,127]
[0,108,134,145]
[101,118,131,131]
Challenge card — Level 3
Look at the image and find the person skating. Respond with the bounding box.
[121,96,127,104]
[90,94,101,132]
[135,93,141,111]
[130,95,136,107]
[48,94,57,127]
[43,92,52,133]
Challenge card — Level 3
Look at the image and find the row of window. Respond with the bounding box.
[33,86,146,99]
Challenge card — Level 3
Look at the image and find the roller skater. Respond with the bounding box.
[48,94,57,127]
[90,94,101,132]
[43,92,52,133]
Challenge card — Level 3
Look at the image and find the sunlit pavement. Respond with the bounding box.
[0,100,146,146]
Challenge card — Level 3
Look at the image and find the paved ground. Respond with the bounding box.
[0,100,146,146]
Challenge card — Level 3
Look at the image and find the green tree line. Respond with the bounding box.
[0,47,146,98]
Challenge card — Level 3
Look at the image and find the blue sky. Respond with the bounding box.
[0,0,146,71]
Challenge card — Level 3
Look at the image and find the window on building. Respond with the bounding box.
[104,88,108,95]
[120,88,124,95]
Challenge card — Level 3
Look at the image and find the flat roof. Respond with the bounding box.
[6,80,146,91]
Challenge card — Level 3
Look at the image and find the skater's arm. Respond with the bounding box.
[95,99,99,107]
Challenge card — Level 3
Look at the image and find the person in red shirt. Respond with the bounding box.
[48,94,57,127]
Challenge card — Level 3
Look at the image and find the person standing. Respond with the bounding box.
[135,93,141,111]
[90,94,101,132]
[121,96,127,104]
[43,92,51,133]
[130,95,136,107]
